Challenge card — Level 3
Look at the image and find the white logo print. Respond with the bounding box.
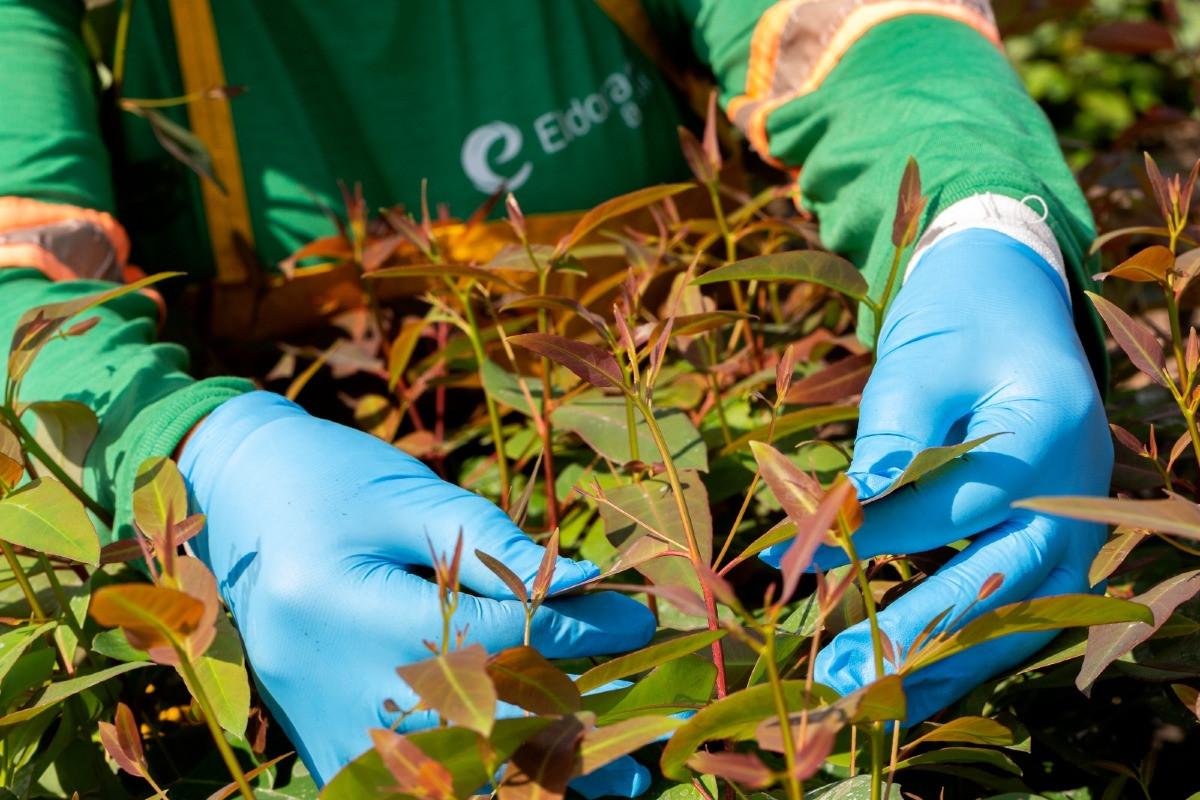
[460,63,654,196]
[460,121,534,195]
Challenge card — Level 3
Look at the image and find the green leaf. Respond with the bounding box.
[1076,570,1200,695]
[575,630,725,694]
[719,405,860,456]
[181,614,250,736]
[1015,493,1200,540]
[578,715,682,774]
[27,401,98,488]
[660,680,827,780]
[0,624,55,684]
[693,251,869,300]
[130,105,226,190]
[904,716,1014,749]
[904,594,1154,674]
[487,646,582,715]
[132,456,189,545]
[0,479,99,565]
[807,775,904,799]
[597,471,711,589]
[91,628,150,663]
[511,334,625,393]
[1089,526,1148,586]
[7,272,181,384]
[0,661,147,726]
[895,746,1022,775]
[584,654,716,724]
[864,433,1008,503]
[553,394,707,471]
[481,358,552,417]
[395,643,497,736]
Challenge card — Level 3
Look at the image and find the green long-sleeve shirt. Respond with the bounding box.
[0,0,1102,543]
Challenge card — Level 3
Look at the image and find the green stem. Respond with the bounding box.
[1,540,46,619]
[174,645,256,800]
[457,290,510,505]
[713,407,777,570]
[112,0,135,99]
[0,406,113,526]
[534,265,559,529]
[838,518,887,800]
[873,246,906,354]
[762,621,803,800]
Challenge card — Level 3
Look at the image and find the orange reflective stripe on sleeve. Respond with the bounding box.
[0,196,130,282]
[728,0,1001,166]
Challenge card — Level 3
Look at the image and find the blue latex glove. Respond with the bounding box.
[178,391,656,793]
[763,229,1111,723]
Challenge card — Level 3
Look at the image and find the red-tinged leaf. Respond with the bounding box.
[99,539,149,565]
[365,263,522,291]
[279,235,353,276]
[1148,424,1159,461]
[575,629,726,694]
[1015,493,1200,540]
[679,126,714,186]
[475,549,528,604]
[1110,424,1145,455]
[776,344,797,400]
[502,295,609,341]
[370,729,455,799]
[701,91,721,171]
[99,703,146,778]
[531,528,561,607]
[500,712,590,800]
[978,573,1004,602]
[579,715,682,775]
[784,352,872,404]
[487,646,582,715]
[880,630,897,668]
[90,584,204,654]
[1189,329,1200,376]
[1085,20,1176,54]
[65,316,101,337]
[892,156,927,249]
[693,251,869,301]
[174,513,206,549]
[696,560,742,612]
[1145,152,1173,224]
[1168,432,1191,473]
[903,594,1154,674]
[599,583,708,618]
[556,183,692,255]
[175,555,220,660]
[792,722,838,780]
[1089,526,1148,587]
[1097,245,1176,283]
[1172,684,1200,721]
[395,643,497,736]
[686,751,773,789]
[507,192,527,239]
[1077,570,1200,696]
[510,333,625,392]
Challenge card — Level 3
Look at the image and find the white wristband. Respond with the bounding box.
[906,193,1071,307]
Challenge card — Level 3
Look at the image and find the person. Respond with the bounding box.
[0,0,1112,795]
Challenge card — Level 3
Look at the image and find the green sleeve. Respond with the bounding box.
[1,271,252,544]
[649,5,1105,377]
[0,2,252,543]
[0,0,112,208]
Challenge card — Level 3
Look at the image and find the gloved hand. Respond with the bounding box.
[177,391,656,793]
[764,228,1111,723]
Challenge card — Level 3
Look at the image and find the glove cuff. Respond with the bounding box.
[907,192,1070,306]
[177,391,309,517]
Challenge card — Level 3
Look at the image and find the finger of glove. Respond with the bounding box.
[570,756,652,799]
[814,512,1074,721]
[839,402,1063,562]
[376,470,599,598]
